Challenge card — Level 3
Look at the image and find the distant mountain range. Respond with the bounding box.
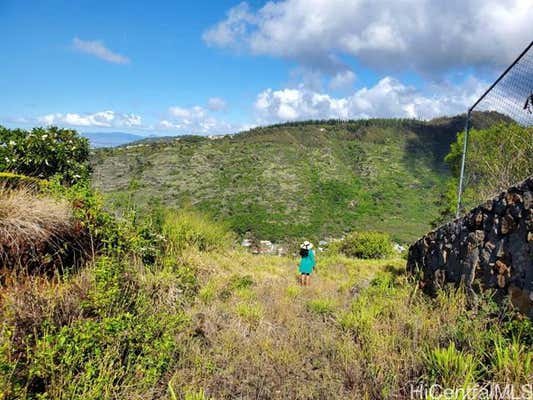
[82,132,145,148]
[82,131,228,148]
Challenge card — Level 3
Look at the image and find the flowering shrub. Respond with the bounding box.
[0,125,90,184]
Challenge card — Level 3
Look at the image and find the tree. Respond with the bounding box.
[437,122,533,223]
[0,126,91,184]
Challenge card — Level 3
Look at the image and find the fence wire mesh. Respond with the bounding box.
[457,41,533,215]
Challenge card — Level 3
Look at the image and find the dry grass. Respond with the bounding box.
[0,186,88,273]
[166,250,533,399]
[169,251,415,399]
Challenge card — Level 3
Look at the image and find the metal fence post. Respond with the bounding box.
[456,109,471,218]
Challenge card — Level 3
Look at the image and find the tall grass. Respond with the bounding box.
[423,342,480,388]
[162,209,234,253]
[0,186,89,272]
[0,193,239,399]
[490,336,533,383]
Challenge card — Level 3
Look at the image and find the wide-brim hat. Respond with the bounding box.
[300,241,313,249]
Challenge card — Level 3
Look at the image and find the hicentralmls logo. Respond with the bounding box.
[410,383,533,399]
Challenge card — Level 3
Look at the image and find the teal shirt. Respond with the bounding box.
[299,249,316,274]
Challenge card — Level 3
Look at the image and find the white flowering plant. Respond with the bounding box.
[0,125,90,184]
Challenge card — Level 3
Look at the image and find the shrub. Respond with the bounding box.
[323,239,343,255]
[47,180,133,256]
[340,231,392,259]
[0,126,91,185]
[0,176,153,272]
[162,209,234,253]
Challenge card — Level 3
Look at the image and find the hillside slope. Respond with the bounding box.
[91,112,506,243]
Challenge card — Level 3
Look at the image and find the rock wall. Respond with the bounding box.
[407,176,533,316]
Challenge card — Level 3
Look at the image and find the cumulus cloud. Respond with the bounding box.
[38,111,142,128]
[169,105,206,120]
[202,2,256,48]
[159,105,236,134]
[204,0,533,76]
[72,37,130,64]
[329,70,356,90]
[254,76,486,123]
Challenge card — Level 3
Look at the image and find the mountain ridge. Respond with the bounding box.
[91,111,510,243]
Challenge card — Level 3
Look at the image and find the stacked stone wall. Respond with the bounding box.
[407,176,533,316]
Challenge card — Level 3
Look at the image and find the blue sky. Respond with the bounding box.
[1,0,532,135]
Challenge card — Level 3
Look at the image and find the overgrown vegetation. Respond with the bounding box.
[1,182,531,398]
[0,185,89,272]
[340,231,393,259]
[0,178,235,398]
[167,253,532,399]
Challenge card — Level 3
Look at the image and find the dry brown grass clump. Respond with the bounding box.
[0,186,89,273]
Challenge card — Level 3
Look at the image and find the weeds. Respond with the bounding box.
[490,336,533,383]
[423,342,480,388]
[306,298,337,317]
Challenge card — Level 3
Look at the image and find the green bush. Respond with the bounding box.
[0,125,90,185]
[341,231,392,259]
[47,180,131,255]
[162,209,234,253]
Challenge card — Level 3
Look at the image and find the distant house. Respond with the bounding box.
[259,240,274,253]
[241,238,286,256]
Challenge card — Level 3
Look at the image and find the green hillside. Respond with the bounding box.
[91,112,507,243]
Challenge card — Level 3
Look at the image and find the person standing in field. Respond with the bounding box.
[299,241,316,286]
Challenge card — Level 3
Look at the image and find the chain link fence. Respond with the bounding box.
[456,41,533,216]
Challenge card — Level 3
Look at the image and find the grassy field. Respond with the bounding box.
[168,250,532,399]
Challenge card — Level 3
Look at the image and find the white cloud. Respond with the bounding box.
[72,37,130,64]
[329,70,356,90]
[169,105,206,120]
[159,105,237,134]
[254,76,486,123]
[207,97,227,111]
[202,2,256,48]
[204,0,533,75]
[38,110,142,128]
